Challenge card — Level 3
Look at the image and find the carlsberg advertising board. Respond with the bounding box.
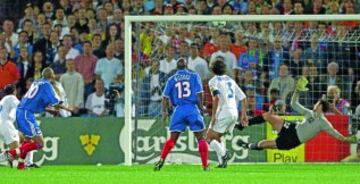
[31,117,266,165]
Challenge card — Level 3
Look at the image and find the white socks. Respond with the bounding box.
[209,140,226,164]
[25,151,33,165]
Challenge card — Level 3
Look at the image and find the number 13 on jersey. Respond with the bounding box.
[175,81,191,98]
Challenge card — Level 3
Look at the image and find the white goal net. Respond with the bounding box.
[124,15,360,165]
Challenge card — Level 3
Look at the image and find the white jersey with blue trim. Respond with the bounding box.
[208,75,246,112]
[0,95,20,122]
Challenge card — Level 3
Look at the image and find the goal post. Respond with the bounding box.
[124,15,360,166]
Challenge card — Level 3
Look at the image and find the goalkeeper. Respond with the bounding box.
[237,76,358,150]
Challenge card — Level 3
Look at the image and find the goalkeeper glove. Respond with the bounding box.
[296,76,309,92]
[345,135,358,144]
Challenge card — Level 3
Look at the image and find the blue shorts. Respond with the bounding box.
[169,105,205,132]
[16,109,42,137]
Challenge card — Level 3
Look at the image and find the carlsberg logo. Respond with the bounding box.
[128,119,254,164]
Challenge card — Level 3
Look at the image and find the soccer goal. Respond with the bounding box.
[123,15,360,166]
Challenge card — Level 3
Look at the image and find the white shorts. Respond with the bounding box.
[0,120,19,145]
[209,109,238,134]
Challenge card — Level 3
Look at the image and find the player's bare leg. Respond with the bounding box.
[194,131,209,171]
[257,140,278,149]
[206,129,230,168]
[262,112,284,133]
[154,132,180,171]
[235,109,284,132]
[237,112,284,150]
[8,141,19,150]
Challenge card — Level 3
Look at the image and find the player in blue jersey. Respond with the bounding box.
[5,67,71,169]
[154,58,209,171]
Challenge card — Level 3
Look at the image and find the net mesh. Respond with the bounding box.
[131,20,360,164]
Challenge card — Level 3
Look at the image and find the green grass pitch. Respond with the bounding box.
[0,164,358,184]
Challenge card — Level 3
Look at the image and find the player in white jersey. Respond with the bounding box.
[236,77,358,150]
[206,58,248,168]
[0,84,20,150]
[0,84,41,168]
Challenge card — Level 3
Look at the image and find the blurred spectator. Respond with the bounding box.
[16,47,34,96]
[67,14,77,30]
[50,45,67,79]
[293,1,305,14]
[114,39,124,60]
[74,8,90,34]
[327,85,351,115]
[244,85,264,116]
[33,22,52,55]
[222,3,234,15]
[152,0,165,14]
[92,33,106,58]
[0,47,20,90]
[229,30,247,60]
[97,8,109,31]
[266,36,290,80]
[178,41,189,58]
[159,46,177,74]
[306,64,322,105]
[60,59,84,115]
[187,43,209,80]
[196,0,211,15]
[2,19,18,48]
[74,41,98,99]
[45,30,60,65]
[286,47,304,76]
[311,0,326,14]
[108,9,123,26]
[236,38,264,83]
[53,8,68,28]
[70,27,83,53]
[352,80,360,109]
[320,61,349,99]
[57,0,72,15]
[210,33,237,78]
[19,19,35,44]
[13,31,33,62]
[85,78,108,117]
[33,51,45,80]
[268,64,295,101]
[202,27,219,60]
[18,4,36,29]
[130,0,145,15]
[95,44,123,88]
[303,34,326,71]
[102,24,121,50]
[42,2,54,20]
[141,60,166,116]
[53,34,80,62]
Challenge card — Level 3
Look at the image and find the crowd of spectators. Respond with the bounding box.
[0,0,359,118]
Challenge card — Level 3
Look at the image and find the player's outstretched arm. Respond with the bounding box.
[322,119,358,143]
[161,97,169,123]
[240,98,249,126]
[56,104,75,112]
[210,94,220,126]
[234,82,248,126]
[196,92,206,114]
[291,76,312,115]
[290,91,312,115]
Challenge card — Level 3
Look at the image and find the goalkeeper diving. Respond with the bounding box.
[236,76,358,151]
